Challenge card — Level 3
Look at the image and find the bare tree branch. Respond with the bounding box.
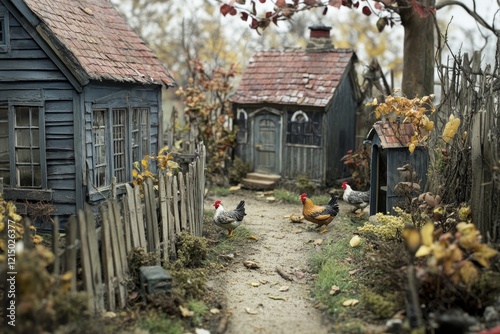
[436,0,499,35]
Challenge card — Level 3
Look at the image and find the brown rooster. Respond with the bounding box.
[300,193,339,234]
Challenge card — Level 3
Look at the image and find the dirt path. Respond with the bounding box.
[205,190,351,334]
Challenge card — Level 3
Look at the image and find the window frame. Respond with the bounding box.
[0,101,52,201]
[89,105,151,196]
[0,5,11,53]
[286,110,322,147]
[236,108,248,144]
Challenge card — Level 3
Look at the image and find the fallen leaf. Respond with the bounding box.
[248,235,259,240]
[259,280,268,284]
[329,285,340,295]
[245,308,258,315]
[179,305,194,317]
[210,308,220,314]
[268,295,287,301]
[249,282,260,287]
[342,299,359,307]
[349,235,361,247]
[279,286,289,292]
[102,311,116,318]
[348,269,359,275]
[314,238,323,245]
[243,260,260,269]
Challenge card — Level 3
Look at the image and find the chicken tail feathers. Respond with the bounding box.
[327,195,340,216]
[233,200,246,220]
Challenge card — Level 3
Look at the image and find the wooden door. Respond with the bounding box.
[254,114,280,174]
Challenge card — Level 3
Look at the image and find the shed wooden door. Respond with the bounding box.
[254,114,280,174]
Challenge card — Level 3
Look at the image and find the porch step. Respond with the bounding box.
[241,173,281,190]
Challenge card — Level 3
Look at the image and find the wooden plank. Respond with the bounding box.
[121,195,132,254]
[178,172,188,233]
[172,176,181,235]
[100,203,116,311]
[85,206,104,312]
[125,184,140,248]
[158,173,169,262]
[107,201,126,309]
[188,164,196,235]
[77,209,95,313]
[65,216,78,292]
[143,179,153,252]
[146,178,161,261]
[166,174,176,257]
[134,185,147,249]
[112,200,128,274]
[52,217,60,275]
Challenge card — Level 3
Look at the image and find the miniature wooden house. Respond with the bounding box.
[0,0,174,225]
[230,25,361,188]
[366,121,428,215]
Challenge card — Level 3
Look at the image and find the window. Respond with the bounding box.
[92,110,107,188]
[0,6,10,53]
[91,107,150,190]
[0,104,46,189]
[286,110,322,146]
[236,109,248,144]
[132,107,150,163]
[112,109,126,183]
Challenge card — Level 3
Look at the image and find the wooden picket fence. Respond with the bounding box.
[42,143,206,313]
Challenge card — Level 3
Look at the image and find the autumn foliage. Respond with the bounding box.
[176,60,239,185]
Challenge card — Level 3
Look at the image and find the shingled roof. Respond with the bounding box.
[230,48,355,108]
[22,0,174,87]
[368,121,420,148]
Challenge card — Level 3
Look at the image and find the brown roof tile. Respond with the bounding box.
[370,121,420,148]
[230,48,354,107]
[24,0,174,86]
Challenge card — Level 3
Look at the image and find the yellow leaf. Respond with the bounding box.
[158,146,169,155]
[132,169,138,178]
[179,305,193,317]
[442,115,461,143]
[421,222,434,246]
[141,156,150,169]
[415,245,433,257]
[459,260,479,285]
[403,225,421,253]
[342,299,359,307]
[349,235,361,247]
[473,244,498,268]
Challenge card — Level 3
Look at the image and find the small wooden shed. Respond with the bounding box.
[367,121,428,215]
[0,0,174,225]
[230,25,361,188]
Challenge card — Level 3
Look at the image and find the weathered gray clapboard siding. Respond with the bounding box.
[282,145,324,181]
[323,65,358,181]
[0,12,79,219]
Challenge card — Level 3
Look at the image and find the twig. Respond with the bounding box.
[275,266,294,282]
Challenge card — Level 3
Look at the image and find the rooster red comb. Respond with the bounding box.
[213,200,222,208]
[341,181,348,189]
[300,193,307,199]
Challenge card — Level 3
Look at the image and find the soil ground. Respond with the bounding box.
[204,189,355,334]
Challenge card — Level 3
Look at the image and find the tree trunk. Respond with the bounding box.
[400,0,436,98]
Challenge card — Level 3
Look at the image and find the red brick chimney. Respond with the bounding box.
[306,24,334,52]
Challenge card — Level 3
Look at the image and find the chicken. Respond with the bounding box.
[213,200,246,237]
[341,181,370,218]
[300,193,339,234]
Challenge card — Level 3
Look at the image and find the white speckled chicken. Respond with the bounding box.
[213,200,246,237]
[342,181,370,218]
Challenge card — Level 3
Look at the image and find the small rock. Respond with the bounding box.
[195,329,211,334]
[385,319,403,333]
[243,260,260,269]
[484,306,500,323]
